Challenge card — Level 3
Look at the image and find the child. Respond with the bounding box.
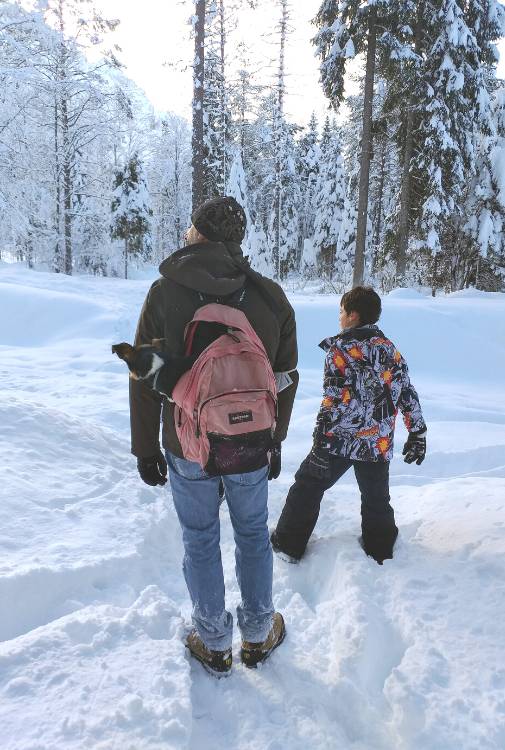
[271,286,426,565]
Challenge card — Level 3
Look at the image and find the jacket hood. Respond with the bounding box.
[319,324,385,352]
[159,240,246,296]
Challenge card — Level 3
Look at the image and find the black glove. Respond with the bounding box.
[137,450,168,486]
[402,431,426,465]
[308,443,332,480]
[268,442,282,480]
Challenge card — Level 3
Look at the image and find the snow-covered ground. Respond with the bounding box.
[1,263,504,750]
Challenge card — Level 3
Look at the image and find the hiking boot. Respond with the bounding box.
[186,629,232,678]
[241,612,286,668]
[270,530,301,564]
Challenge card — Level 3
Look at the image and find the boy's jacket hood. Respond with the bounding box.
[319,324,386,352]
[159,240,246,296]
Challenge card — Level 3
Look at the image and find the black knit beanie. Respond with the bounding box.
[191,196,247,243]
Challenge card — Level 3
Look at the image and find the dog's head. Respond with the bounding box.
[112,339,166,379]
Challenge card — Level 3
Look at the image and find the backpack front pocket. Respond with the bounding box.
[200,391,276,475]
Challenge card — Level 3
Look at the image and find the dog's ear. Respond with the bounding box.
[112,343,135,362]
[151,338,166,350]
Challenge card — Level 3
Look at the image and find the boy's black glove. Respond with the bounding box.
[137,450,168,486]
[268,442,282,480]
[309,444,332,480]
[402,431,426,465]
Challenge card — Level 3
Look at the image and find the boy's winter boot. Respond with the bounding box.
[359,525,399,565]
[186,629,232,678]
[270,530,302,564]
[241,612,286,668]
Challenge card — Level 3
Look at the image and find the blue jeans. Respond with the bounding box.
[166,451,274,651]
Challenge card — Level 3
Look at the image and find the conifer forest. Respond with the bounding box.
[1,0,505,292]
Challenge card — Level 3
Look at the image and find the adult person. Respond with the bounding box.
[129,196,298,676]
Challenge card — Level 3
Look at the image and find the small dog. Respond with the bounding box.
[112,339,167,381]
[112,339,197,396]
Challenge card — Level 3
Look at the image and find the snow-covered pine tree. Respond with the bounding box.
[226,149,268,270]
[416,0,505,290]
[311,117,346,279]
[461,85,505,290]
[271,0,289,279]
[367,78,399,287]
[267,0,302,279]
[149,115,192,259]
[337,69,389,286]
[110,154,152,279]
[376,0,424,284]
[228,41,263,169]
[278,124,302,278]
[268,103,301,279]
[42,0,120,274]
[202,1,228,200]
[334,171,359,290]
[297,112,320,255]
[243,92,277,265]
[0,3,55,268]
[0,0,124,273]
[191,0,206,210]
[313,0,384,286]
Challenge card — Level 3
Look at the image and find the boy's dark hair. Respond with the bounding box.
[341,286,381,325]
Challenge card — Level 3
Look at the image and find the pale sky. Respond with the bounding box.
[96,0,332,126]
[78,0,505,127]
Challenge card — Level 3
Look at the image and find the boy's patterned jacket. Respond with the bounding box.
[314,324,426,462]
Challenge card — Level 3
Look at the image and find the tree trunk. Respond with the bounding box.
[56,1,72,275]
[54,99,62,273]
[219,0,227,192]
[61,94,72,275]
[396,102,414,284]
[273,0,288,280]
[396,2,423,285]
[431,252,438,296]
[353,5,377,288]
[124,237,128,279]
[273,114,282,280]
[192,0,206,212]
[174,137,182,247]
[372,137,386,273]
[27,225,34,269]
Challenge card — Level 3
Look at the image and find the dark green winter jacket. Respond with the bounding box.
[129,240,299,459]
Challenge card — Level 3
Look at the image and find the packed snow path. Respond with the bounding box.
[0,264,504,750]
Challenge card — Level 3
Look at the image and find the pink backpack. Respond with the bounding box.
[172,303,277,475]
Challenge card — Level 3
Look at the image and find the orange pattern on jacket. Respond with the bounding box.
[332,349,347,374]
[347,345,364,360]
[356,425,379,438]
[377,437,390,456]
[382,369,392,385]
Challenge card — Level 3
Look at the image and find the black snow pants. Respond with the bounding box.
[274,452,398,563]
